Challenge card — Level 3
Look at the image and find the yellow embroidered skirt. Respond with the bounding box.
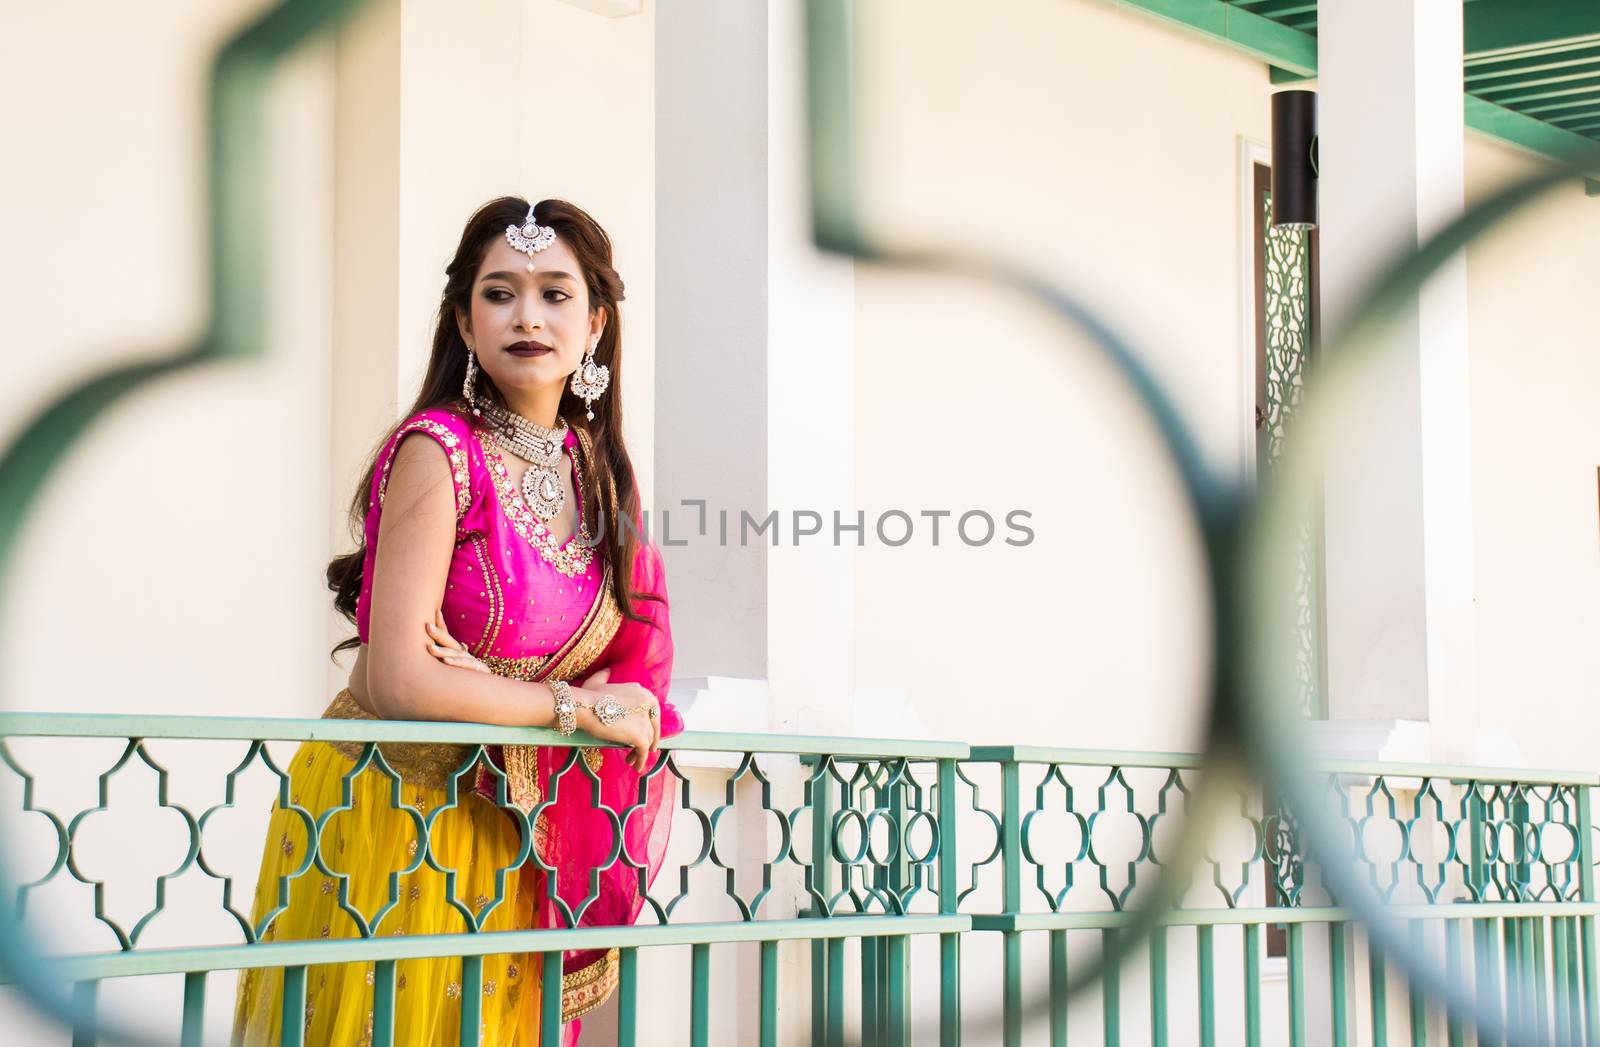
[231,740,544,1046]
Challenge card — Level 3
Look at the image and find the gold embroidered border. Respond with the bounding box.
[320,691,475,789]
[501,744,541,815]
[502,744,549,859]
[480,653,552,680]
[468,533,504,657]
[376,418,472,522]
[561,947,620,1022]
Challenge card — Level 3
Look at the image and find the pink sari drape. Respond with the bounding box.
[464,535,681,1022]
[530,538,681,998]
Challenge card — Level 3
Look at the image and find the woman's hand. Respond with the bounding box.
[422,619,660,770]
[424,611,490,674]
[576,667,662,772]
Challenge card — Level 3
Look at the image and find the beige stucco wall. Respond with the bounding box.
[847,1,1600,1042]
[851,0,1269,756]
[0,1,338,1040]
[1464,136,1600,773]
[848,0,1600,781]
[849,2,1276,1041]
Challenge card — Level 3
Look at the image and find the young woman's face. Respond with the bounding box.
[459,235,605,408]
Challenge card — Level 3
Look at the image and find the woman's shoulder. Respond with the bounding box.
[396,403,476,445]
[375,403,480,520]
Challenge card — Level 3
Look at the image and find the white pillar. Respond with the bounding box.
[1317,0,1477,763]
[655,4,855,1044]
[654,0,856,731]
[764,0,856,739]
[655,0,773,684]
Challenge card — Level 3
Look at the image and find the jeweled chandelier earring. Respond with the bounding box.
[506,204,556,273]
[463,344,482,417]
[570,335,610,422]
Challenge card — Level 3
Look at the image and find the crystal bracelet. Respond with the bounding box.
[551,680,577,736]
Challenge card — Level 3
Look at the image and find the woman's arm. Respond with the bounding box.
[364,433,659,767]
[365,433,560,726]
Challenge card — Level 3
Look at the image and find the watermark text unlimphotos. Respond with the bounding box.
[577,502,1035,548]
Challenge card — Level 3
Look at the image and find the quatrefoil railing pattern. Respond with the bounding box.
[0,719,976,956]
[1,735,550,949]
[0,720,1589,962]
[960,747,1588,918]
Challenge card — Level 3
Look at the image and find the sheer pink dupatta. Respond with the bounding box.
[533,538,682,1016]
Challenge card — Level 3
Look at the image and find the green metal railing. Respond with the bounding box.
[1,712,1596,1045]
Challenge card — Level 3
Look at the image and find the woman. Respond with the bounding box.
[233,197,682,1046]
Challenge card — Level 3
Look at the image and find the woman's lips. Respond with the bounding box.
[505,340,553,357]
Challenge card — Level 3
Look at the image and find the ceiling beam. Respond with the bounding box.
[1467,38,1600,71]
[1480,76,1600,107]
[1464,99,1600,194]
[1465,0,1600,59]
[1240,0,1317,17]
[1465,94,1600,164]
[1519,92,1600,117]
[1094,0,1600,184]
[1468,57,1600,90]
[1088,0,1316,75]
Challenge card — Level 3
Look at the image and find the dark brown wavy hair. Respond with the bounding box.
[326,197,658,655]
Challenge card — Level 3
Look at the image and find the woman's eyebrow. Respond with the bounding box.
[479,269,578,283]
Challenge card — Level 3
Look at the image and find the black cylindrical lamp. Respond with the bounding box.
[1271,89,1318,230]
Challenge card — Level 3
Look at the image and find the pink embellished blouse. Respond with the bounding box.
[353,405,681,725]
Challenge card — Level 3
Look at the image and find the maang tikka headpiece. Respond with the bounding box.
[505,204,556,272]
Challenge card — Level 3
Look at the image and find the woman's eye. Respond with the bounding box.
[544,290,571,302]
[485,289,512,302]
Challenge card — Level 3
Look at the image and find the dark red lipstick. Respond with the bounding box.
[505,340,553,357]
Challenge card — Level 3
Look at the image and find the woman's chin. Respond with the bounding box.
[491,370,568,399]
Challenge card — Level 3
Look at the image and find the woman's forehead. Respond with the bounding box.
[479,235,582,280]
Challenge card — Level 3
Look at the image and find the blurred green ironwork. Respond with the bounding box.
[0,0,372,1038]
[801,1,1600,1044]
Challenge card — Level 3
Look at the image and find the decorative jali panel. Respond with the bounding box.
[1255,171,1324,719]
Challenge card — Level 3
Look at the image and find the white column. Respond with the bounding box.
[654,0,856,730]
[1317,0,1477,762]
[655,0,773,684]
[655,3,855,1043]
[765,0,856,739]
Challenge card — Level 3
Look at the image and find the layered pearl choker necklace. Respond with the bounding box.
[477,401,569,522]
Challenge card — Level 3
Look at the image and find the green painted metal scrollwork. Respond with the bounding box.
[800,0,1600,1037]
